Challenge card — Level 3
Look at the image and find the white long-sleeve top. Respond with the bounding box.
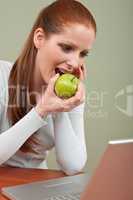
[0,60,87,175]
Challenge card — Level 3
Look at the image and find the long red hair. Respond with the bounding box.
[8,0,97,152]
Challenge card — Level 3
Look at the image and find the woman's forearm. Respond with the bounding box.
[54,103,87,175]
[0,108,47,165]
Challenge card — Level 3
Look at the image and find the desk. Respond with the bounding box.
[0,167,66,200]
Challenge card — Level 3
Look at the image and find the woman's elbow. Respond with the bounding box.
[58,154,87,176]
[0,149,11,165]
[0,156,6,165]
[64,164,86,176]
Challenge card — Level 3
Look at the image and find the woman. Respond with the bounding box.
[0,0,96,175]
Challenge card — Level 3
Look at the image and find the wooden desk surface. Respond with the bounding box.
[0,167,66,200]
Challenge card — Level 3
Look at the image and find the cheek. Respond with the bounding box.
[50,45,67,63]
[51,50,63,62]
[39,45,65,68]
[37,48,46,64]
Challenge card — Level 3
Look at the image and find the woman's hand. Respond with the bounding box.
[35,70,86,118]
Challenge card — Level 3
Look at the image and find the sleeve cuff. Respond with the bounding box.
[30,107,48,127]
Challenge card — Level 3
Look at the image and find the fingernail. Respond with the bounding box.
[56,73,60,77]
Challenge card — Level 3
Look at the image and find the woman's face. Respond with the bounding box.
[34,23,96,85]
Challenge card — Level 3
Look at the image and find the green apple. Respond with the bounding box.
[54,73,79,99]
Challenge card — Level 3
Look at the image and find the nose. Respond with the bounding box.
[66,55,81,70]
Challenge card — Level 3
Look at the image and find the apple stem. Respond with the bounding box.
[71,77,76,82]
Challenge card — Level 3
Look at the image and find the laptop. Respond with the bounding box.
[2,139,133,200]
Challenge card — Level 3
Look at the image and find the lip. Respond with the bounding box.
[55,67,80,78]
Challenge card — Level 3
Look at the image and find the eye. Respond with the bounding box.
[80,51,89,58]
[58,43,73,52]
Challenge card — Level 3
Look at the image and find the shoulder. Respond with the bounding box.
[0,60,13,88]
[0,61,13,121]
[0,60,12,76]
[0,60,13,109]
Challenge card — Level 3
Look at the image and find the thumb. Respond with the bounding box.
[47,73,60,91]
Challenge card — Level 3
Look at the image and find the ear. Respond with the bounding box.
[33,28,45,49]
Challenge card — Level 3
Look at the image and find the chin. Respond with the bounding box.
[43,70,56,84]
[42,76,49,85]
[45,76,53,84]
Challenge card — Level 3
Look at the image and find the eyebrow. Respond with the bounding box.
[59,41,91,52]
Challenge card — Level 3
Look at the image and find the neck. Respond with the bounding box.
[32,64,47,95]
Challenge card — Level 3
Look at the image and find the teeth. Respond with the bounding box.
[55,68,65,75]
[55,68,76,76]
[59,70,65,74]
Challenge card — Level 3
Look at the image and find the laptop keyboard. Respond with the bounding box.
[46,192,81,200]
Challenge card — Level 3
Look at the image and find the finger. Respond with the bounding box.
[80,91,86,103]
[63,94,85,111]
[47,73,60,92]
[63,81,84,106]
[73,82,86,105]
[80,65,87,80]
[57,84,85,111]
[79,66,84,81]
[76,81,84,97]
